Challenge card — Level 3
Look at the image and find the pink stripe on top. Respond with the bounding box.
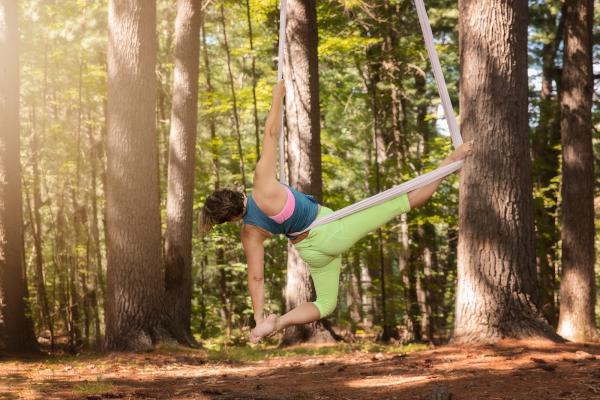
[268,186,296,224]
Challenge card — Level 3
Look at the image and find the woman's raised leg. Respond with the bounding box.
[318,141,473,258]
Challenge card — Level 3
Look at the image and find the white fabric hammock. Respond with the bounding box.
[276,0,464,235]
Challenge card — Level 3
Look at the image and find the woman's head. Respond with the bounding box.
[199,188,246,235]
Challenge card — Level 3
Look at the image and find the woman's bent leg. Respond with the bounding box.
[276,255,342,328]
[274,303,321,331]
[251,256,342,341]
[273,195,411,333]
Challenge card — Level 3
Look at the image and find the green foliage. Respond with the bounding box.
[16,0,599,347]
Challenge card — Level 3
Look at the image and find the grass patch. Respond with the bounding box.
[74,381,114,396]
[203,339,429,363]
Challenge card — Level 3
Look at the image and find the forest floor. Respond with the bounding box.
[0,338,599,400]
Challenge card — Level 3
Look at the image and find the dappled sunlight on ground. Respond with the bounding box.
[0,339,599,399]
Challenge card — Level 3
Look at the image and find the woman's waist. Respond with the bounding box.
[290,204,330,244]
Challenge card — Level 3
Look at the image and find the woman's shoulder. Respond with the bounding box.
[241,223,270,237]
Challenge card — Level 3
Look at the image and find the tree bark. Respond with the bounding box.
[105,0,163,351]
[163,0,201,347]
[454,0,560,343]
[281,0,330,345]
[0,0,39,354]
[556,0,598,343]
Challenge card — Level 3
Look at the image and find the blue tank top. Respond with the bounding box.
[243,185,319,239]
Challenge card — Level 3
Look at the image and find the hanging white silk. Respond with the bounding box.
[273,0,465,236]
[277,0,288,184]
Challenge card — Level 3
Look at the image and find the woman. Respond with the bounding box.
[199,80,473,343]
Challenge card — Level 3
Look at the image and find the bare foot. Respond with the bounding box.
[250,314,278,344]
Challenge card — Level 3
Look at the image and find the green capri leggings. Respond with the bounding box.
[294,193,411,318]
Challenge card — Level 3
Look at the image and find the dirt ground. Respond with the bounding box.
[1,339,599,400]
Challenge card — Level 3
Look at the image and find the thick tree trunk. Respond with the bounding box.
[281,0,330,345]
[105,0,163,351]
[0,0,39,354]
[163,0,201,348]
[557,0,598,343]
[454,0,559,343]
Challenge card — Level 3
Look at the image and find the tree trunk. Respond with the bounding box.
[0,0,39,354]
[281,0,330,345]
[417,223,437,342]
[219,2,247,190]
[218,264,233,337]
[415,77,437,342]
[200,7,230,338]
[31,44,53,347]
[532,6,564,328]
[245,0,261,160]
[556,0,598,342]
[347,249,364,332]
[69,64,85,349]
[163,0,201,347]
[362,59,391,339]
[454,0,559,343]
[88,118,104,349]
[399,214,421,342]
[200,12,221,189]
[373,91,395,341]
[105,0,163,351]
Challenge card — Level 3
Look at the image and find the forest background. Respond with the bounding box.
[2,0,600,352]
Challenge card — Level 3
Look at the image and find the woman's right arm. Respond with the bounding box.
[241,225,267,325]
[254,81,285,187]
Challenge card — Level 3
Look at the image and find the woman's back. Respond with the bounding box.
[243,185,319,238]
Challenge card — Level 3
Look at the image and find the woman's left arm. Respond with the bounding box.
[241,225,267,324]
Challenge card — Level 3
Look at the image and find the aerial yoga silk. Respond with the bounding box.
[275,0,464,236]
